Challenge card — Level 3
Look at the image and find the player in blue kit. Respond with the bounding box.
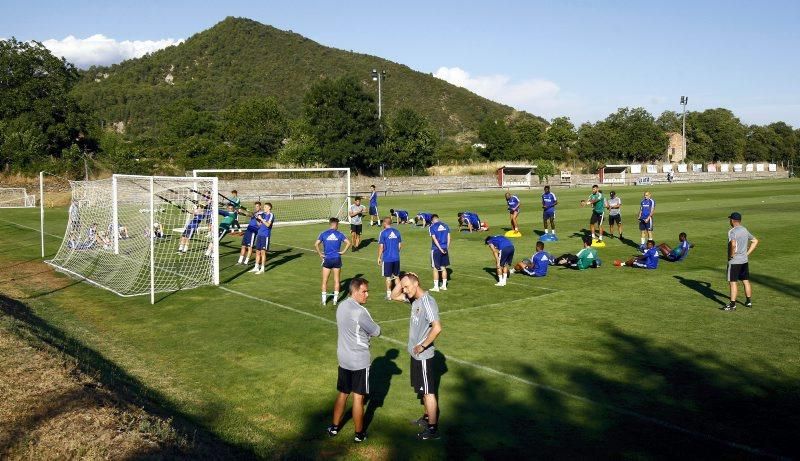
[485,235,515,287]
[428,214,451,291]
[178,202,212,254]
[505,192,521,233]
[541,185,558,238]
[237,202,262,265]
[637,191,656,250]
[415,212,434,227]
[378,217,403,300]
[315,217,352,305]
[250,203,274,275]
[659,232,693,262]
[369,184,379,226]
[458,211,485,232]
[390,209,411,225]
[617,240,659,269]
[513,241,553,277]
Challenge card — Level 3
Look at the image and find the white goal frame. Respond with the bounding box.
[191,168,351,225]
[0,187,36,208]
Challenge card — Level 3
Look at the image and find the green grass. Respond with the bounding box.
[1,180,799,459]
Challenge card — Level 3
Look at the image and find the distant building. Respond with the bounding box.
[666,132,686,162]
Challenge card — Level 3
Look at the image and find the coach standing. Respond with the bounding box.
[328,278,381,442]
[724,212,759,311]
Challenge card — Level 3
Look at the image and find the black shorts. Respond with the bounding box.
[727,262,749,282]
[609,215,621,225]
[410,357,438,395]
[350,224,363,235]
[337,366,369,395]
[590,211,604,225]
[322,257,342,269]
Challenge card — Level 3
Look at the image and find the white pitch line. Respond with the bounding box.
[217,284,778,459]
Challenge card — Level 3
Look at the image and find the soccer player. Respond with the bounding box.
[458,211,483,232]
[250,202,274,274]
[485,235,515,286]
[617,240,658,269]
[392,272,443,440]
[606,191,622,238]
[586,185,605,242]
[724,212,759,311]
[513,241,553,277]
[178,203,211,254]
[205,204,239,257]
[554,237,600,270]
[228,190,242,232]
[415,212,434,227]
[637,191,655,250]
[315,217,351,305]
[349,197,367,251]
[428,214,451,291]
[658,232,693,262]
[368,185,379,226]
[327,277,381,443]
[390,208,411,225]
[505,192,521,233]
[237,202,262,265]
[541,186,558,237]
[378,217,403,300]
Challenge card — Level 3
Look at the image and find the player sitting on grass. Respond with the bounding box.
[415,212,434,227]
[390,208,411,224]
[658,232,693,262]
[485,235,515,286]
[107,222,129,240]
[615,240,659,269]
[512,241,553,277]
[458,211,486,232]
[554,237,601,270]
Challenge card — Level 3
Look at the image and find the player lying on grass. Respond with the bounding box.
[485,235,515,286]
[458,211,486,232]
[553,236,601,270]
[658,232,693,262]
[512,241,553,277]
[415,212,434,227]
[390,208,411,224]
[615,240,659,269]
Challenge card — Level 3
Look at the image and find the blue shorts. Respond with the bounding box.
[241,229,257,247]
[382,260,400,278]
[543,209,555,220]
[509,207,520,214]
[369,205,378,216]
[639,218,654,231]
[255,235,270,251]
[182,226,197,238]
[499,247,515,267]
[431,249,450,269]
[322,257,342,269]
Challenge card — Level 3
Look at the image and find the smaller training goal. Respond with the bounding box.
[0,188,36,208]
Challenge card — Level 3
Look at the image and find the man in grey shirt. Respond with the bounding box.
[349,197,367,251]
[328,277,380,442]
[606,191,623,238]
[724,212,759,311]
[392,272,443,440]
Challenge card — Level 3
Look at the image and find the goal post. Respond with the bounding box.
[45,174,219,303]
[191,168,351,225]
[0,187,36,208]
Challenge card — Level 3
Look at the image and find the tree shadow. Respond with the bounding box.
[364,348,402,430]
[751,273,800,300]
[673,275,728,307]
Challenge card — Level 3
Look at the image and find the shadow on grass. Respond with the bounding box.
[0,294,257,459]
[751,273,800,300]
[364,348,402,430]
[263,251,302,273]
[618,234,642,250]
[356,237,376,251]
[673,275,728,307]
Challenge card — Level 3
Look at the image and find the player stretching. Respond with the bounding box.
[178,203,211,254]
[428,214,451,291]
[616,240,659,269]
[368,185,379,226]
[415,212,434,227]
[585,185,605,242]
[485,235,515,286]
[541,186,558,238]
[390,208,411,224]
[505,192,521,233]
[349,197,366,251]
[250,203,274,274]
[637,191,655,250]
[237,202,262,265]
[659,232,693,262]
[315,217,351,305]
[378,217,403,300]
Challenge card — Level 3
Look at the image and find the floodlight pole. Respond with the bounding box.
[680,96,688,160]
[371,69,386,119]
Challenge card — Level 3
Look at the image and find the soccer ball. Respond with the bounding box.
[614,259,622,267]
[481,222,489,231]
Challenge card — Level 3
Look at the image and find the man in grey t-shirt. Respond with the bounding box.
[606,191,623,238]
[394,272,443,440]
[349,197,367,251]
[328,277,380,442]
[724,212,759,311]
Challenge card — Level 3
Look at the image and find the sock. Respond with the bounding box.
[386,290,391,298]
[746,297,751,303]
[238,255,243,263]
[599,235,603,240]
[441,279,447,288]
[592,233,596,239]
[321,292,327,303]
[552,230,556,235]
[333,291,339,303]
[641,238,646,245]
[433,280,439,288]
[244,257,249,264]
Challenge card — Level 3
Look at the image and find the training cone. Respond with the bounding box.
[505,230,523,238]
[591,239,606,248]
[614,259,622,267]
[539,233,558,242]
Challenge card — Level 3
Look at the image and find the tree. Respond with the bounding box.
[303,76,384,172]
[656,110,682,133]
[689,109,746,161]
[478,118,515,160]
[222,97,287,156]
[386,108,437,169]
[545,117,576,159]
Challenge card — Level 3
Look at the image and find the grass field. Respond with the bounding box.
[1,180,799,459]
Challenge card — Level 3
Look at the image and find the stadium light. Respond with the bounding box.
[370,69,387,119]
[680,96,688,159]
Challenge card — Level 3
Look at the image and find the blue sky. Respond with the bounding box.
[2,0,798,126]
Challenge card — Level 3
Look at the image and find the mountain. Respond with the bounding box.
[71,17,537,139]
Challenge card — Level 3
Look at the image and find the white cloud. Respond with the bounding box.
[42,34,184,68]
[433,66,574,120]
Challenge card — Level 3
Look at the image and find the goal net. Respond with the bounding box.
[192,168,350,225]
[46,174,219,303]
[0,188,36,208]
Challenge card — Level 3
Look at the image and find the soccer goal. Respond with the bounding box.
[45,174,219,304]
[0,188,36,208]
[191,168,351,225]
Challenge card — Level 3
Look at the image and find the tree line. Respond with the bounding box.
[1,38,798,179]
